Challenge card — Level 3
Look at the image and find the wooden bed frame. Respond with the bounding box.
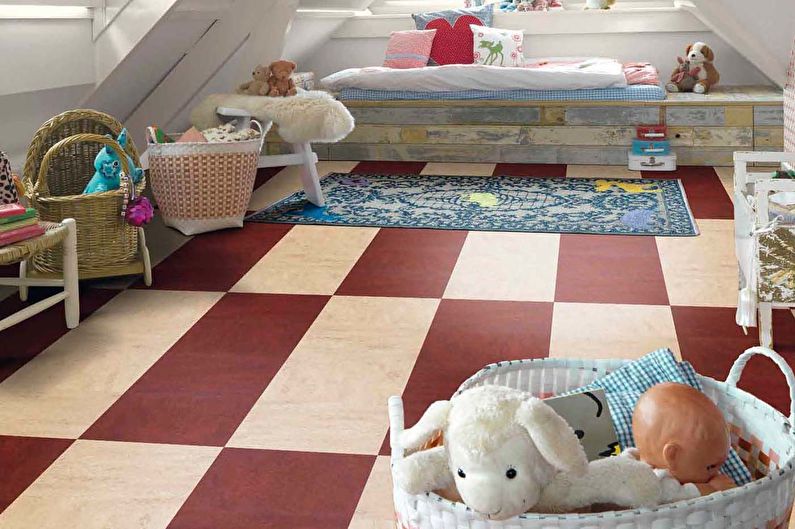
[265,86,784,167]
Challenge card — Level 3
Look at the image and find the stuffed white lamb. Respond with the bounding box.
[394,385,699,520]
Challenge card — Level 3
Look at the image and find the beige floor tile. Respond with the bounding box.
[228,296,438,454]
[348,456,395,529]
[0,290,222,438]
[566,165,639,179]
[248,161,358,211]
[232,225,378,295]
[713,166,734,199]
[0,440,220,529]
[656,219,738,308]
[550,302,680,359]
[444,231,559,301]
[421,163,496,176]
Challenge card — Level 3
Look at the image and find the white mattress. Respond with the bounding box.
[321,58,628,92]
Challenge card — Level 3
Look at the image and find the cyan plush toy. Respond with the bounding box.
[83,129,143,194]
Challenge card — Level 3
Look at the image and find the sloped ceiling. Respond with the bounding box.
[680,0,795,87]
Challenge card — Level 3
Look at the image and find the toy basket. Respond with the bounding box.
[22,110,150,283]
[147,121,265,235]
[389,347,795,529]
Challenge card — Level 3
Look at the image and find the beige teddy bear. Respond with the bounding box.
[237,65,271,96]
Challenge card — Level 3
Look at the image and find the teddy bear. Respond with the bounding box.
[267,59,297,97]
[237,64,271,96]
[83,129,143,194]
[666,42,720,94]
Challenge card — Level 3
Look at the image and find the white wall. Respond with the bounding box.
[0,19,94,96]
[302,29,769,85]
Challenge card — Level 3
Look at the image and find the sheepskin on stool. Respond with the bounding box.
[190,90,354,144]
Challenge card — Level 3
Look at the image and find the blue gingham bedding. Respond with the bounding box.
[337,84,666,102]
[565,349,753,486]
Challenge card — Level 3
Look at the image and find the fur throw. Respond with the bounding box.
[190,90,354,144]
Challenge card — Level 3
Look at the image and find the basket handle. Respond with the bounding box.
[35,133,132,196]
[388,395,405,462]
[726,346,795,429]
[251,119,266,156]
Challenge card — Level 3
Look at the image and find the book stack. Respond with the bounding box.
[0,203,44,247]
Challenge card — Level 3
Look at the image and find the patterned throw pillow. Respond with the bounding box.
[471,25,524,67]
[412,5,494,66]
[383,30,437,69]
[0,150,18,205]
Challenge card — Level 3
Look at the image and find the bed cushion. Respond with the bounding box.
[412,5,494,66]
[471,25,523,67]
[383,30,437,69]
[336,85,666,102]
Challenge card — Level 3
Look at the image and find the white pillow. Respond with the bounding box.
[470,25,524,67]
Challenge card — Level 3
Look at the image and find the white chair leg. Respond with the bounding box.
[295,142,325,207]
[62,218,80,329]
[138,227,153,287]
[759,302,773,348]
[18,260,28,301]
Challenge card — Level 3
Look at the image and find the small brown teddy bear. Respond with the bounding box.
[267,59,297,97]
[237,64,271,96]
[666,42,720,94]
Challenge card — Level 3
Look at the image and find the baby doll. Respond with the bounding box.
[631,382,736,495]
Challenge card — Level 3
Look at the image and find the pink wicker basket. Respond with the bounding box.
[148,121,265,235]
[389,347,795,529]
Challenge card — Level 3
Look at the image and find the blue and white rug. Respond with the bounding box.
[247,173,698,236]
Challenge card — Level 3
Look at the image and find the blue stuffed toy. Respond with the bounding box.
[83,128,143,194]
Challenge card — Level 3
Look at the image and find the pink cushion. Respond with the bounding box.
[383,30,437,69]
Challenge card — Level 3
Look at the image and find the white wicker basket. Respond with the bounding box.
[389,347,795,529]
[148,121,265,235]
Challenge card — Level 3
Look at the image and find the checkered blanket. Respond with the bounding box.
[567,349,753,486]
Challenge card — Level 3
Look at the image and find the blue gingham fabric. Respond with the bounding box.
[566,349,753,486]
[337,84,666,102]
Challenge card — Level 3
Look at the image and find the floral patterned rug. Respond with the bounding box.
[247,173,698,236]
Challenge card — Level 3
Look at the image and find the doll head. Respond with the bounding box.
[632,382,729,484]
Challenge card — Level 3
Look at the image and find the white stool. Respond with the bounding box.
[0,218,80,331]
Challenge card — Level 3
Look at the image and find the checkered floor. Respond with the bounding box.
[0,161,794,529]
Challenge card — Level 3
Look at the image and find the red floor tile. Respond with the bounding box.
[168,448,374,529]
[674,306,795,415]
[254,166,285,191]
[0,287,119,383]
[555,234,669,305]
[0,436,73,512]
[494,163,568,177]
[83,293,329,446]
[641,166,732,220]
[380,299,553,455]
[352,161,426,174]
[336,228,467,298]
[141,223,293,292]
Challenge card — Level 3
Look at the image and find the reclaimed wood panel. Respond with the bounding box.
[666,127,696,146]
[755,126,785,148]
[673,147,735,166]
[724,106,754,127]
[349,106,541,125]
[565,106,661,126]
[665,106,725,126]
[519,126,636,146]
[541,107,566,125]
[693,127,753,147]
[754,106,785,126]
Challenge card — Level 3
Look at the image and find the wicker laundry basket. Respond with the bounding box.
[147,121,265,235]
[389,347,795,529]
[22,110,150,283]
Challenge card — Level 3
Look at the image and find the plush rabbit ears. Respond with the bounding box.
[399,400,451,452]
[515,398,589,477]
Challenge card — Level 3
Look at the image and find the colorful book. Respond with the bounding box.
[0,223,44,247]
[0,216,37,233]
[0,208,36,225]
[0,203,25,219]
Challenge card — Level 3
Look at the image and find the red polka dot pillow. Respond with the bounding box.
[412,5,494,66]
[471,26,524,67]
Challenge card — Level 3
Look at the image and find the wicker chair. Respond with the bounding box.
[0,219,79,331]
[22,110,151,285]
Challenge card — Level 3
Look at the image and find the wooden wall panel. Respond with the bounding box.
[349,106,541,125]
[665,106,725,126]
[565,106,661,126]
[754,106,785,126]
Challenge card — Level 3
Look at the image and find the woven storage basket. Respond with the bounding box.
[389,347,795,529]
[148,121,265,235]
[22,110,144,278]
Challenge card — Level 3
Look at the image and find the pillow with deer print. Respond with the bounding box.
[471,25,524,67]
